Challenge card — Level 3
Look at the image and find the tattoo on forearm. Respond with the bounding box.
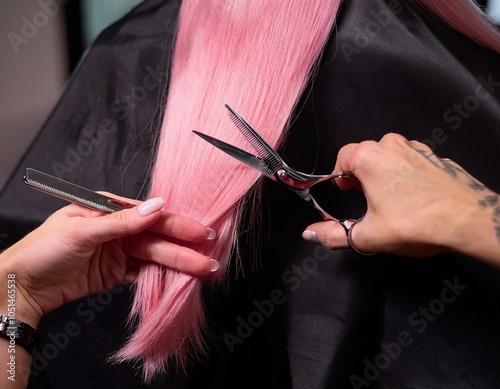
[407,142,500,243]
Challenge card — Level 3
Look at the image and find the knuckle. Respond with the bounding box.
[171,247,188,271]
[173,248,210,276]
[351,141,379,166]
[164,214,182,236]
[164,214,206,242]
[381,132,407,145]
[113,210,134,234]
[407,138,432,153]
[317,224,347,250]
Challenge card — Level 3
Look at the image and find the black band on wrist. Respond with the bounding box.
[0,314,40,354]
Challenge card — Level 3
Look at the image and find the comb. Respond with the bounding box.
[23,168,134,213]
[225,104,282,174]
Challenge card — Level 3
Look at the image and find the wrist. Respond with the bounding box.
[0,251,43,328]
[446,197,500,264]
[0,264,42,356]
[0,315,40,355]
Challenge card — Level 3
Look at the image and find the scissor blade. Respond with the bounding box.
[225,105,282,174]
[193,131,274,177]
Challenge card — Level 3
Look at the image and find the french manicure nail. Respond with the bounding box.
[302,230,319,243]
[137,197,165,216]
[207,228,217,240]
[210,259,221,272]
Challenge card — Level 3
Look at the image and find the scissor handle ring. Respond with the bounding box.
[338,217,375,256]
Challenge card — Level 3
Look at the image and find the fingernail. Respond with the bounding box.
[210,259,220,272]
[137,197,165,216]
[302,230,319,243]
[207,228,217,240]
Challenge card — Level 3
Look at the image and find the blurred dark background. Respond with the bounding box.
[0,0,143,190]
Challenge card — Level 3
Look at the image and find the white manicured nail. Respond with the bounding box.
[302,230,319,243]
[137,197,165,216]
[207,228,217,240]
[210,259,221,272]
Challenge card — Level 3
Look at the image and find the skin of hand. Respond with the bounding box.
[0,195,218,329]
[303,133,500,263]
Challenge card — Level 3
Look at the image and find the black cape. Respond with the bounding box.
[1,0,500,388]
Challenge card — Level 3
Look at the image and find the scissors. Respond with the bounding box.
[193,105,368,254]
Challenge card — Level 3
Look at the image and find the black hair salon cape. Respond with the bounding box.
[1,0,500,388]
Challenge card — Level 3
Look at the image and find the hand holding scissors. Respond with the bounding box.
[193,105,367,254]
[305,133,500,262]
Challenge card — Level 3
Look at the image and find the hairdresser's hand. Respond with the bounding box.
[303,133,500,264]
[0,196,218,328]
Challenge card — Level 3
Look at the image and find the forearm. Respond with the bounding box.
[449,200,500,266]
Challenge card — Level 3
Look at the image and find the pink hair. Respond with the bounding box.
[113,0,500,382]
[113,0,342,381]
[417,0,500,53]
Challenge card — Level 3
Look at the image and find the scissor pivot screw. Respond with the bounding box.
[277,169,287,179]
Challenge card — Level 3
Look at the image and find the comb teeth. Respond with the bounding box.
[259,159,277,175]
[25,178,114,212]
[226,107,281,174]
[226,109,271,160]
[262,155,281,174]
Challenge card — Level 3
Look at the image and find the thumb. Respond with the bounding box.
[302,221,349,250]
[85,197,165,244]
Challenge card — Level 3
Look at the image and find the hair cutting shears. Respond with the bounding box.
[193,105,366,252]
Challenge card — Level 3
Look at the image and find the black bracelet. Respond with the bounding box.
[0,315,40,354]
